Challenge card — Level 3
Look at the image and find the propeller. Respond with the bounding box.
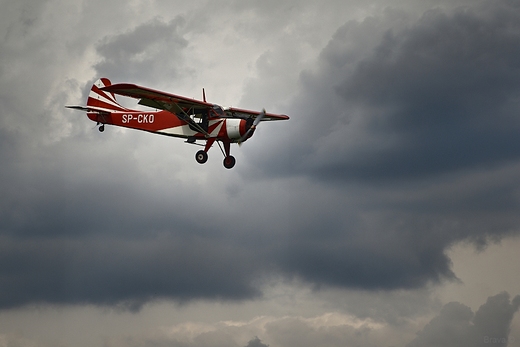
[238,109,266,144]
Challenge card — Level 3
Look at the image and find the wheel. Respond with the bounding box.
[223,155,236,169]
[99,124,105,132]
[195,150,208,164]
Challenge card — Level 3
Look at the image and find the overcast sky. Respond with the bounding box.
[1,0,520,346]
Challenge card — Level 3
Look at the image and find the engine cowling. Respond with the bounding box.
[225,118,249,141]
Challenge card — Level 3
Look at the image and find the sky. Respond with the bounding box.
[1,0,520,346]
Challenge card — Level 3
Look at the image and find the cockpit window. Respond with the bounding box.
[212,105,225,116]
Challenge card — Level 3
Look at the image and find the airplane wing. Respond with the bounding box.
[101,83,289,126]
[101,83,212,114]
[225,107,289,121]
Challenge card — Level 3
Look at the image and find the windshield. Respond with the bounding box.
[212,105,225,116]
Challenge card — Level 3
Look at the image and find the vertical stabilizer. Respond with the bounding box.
[87,78,129,112]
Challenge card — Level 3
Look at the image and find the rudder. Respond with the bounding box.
[87,78,129,112]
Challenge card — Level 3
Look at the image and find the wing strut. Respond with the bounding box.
[165,101,211,137]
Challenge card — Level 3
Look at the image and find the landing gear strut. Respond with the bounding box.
[222,141,235,169]
[195,138,214,165]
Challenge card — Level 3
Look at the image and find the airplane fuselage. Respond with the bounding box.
[87,110,249,142]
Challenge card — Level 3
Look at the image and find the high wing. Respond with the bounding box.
[225,107,289,122]
[101,83,214,135]
[101,83,213,115]
[101,83,289,129]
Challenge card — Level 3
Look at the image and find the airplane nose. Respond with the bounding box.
[242,118,254,139]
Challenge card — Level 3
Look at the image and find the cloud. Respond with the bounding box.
[0,235,265,310]
[95,17,191,85]
[1,0,520,313]
[1,1,519,346]
[262,1,520,182]
[101,312,388,347]
[245,336,269,347]
[336,5,520,180]
[407,292,520,347]
[96,293,519,347]
[242,0,520,294]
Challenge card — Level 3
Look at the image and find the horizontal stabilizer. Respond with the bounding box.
[65,105,110,114]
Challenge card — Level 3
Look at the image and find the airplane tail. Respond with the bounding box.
[66,78,131,113]
[86,78,130,112]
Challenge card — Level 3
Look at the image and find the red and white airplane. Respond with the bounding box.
[67,78,289,168]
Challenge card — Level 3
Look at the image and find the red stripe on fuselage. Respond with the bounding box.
[88,110,183,131]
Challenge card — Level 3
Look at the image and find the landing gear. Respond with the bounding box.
[222,141,236,169]
[195,150,208,164]
[98,124,105,132]
[223,156,236,169]
[194,140,236,168]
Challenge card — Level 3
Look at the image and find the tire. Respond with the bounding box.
[223,155,236,169]
[195,150,208,164]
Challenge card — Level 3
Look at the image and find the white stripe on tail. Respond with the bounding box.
[66,78,135,114]
[86,78,130,113]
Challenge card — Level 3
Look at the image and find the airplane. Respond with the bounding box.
[66,78,289,169]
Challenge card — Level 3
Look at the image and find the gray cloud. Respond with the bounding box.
[0,235,263,311]
[262,1,520,182]
[1,0,520,314]
[336,5,520,180]
[245,337,269,347]
[95,17,191,85]
[407,292,520,347]
[70,292,518,347]
[239,0,520,292]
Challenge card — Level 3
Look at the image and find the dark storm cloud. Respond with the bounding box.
[247,0,520,291]
[0,235,261,310]
[2,0,520,312]
[0,141,265,309]
[407,292,520,347]
[262,1,520,182]
[335,4,520,181]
